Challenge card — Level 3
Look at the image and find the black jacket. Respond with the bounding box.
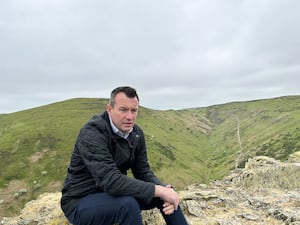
[61,112,163,216]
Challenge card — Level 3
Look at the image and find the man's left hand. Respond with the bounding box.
[162,202,176,215]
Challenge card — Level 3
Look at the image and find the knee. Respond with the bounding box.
[116,196,143,224]
[119,196,140,212]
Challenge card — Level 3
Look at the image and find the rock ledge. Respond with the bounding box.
[2,156,300,225]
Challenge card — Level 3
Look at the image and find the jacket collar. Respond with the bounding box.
[108,115,132,139]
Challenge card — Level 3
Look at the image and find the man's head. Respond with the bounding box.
[106,86,139,133]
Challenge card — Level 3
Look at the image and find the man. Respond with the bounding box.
[61,86,188,225]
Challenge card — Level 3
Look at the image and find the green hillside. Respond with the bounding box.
[0,96,299,217]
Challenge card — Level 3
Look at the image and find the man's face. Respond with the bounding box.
[106,92,139,133]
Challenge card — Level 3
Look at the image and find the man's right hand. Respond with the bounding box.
[154,185,179,210]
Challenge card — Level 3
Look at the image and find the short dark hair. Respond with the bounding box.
[109,86,139,106]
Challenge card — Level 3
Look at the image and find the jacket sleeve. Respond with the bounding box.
[78,124,156,204]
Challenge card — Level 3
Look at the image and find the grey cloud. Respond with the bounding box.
[0,0,299,113]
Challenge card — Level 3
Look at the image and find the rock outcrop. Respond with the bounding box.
[2,155,300,225]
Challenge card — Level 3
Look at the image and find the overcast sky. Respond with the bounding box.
[1,0,300,113]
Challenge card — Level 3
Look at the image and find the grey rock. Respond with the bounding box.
[2,156,300,225]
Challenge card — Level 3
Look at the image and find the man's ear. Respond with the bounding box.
[106,104,113,114]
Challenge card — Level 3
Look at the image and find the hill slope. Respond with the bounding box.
[0,95,299,218]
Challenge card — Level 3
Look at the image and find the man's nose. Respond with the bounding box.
[125,111,134,118]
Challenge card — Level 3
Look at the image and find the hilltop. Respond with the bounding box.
[0,95,299,219]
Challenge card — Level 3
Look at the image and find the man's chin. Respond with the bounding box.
[121,126,133,133]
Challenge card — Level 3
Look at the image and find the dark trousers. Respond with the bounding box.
[67,193,189,225]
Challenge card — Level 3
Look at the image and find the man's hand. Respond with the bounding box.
[162,201,176,215]
[154,185,179,211]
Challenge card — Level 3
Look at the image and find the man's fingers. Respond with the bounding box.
[162,204,175,215]
[162,202,179,215]
[163,202,171,208]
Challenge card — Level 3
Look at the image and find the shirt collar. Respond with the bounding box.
[109,116,132,139]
